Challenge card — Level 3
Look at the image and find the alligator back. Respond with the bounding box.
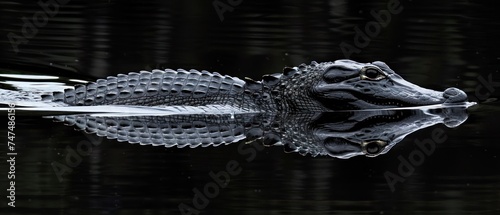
[41,69,260,110]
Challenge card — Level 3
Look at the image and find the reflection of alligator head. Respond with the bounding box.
[274,106,470,158]
[50,105,470,158]
[36,59,469,112]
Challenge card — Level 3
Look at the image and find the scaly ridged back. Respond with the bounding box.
[42,69,249,107]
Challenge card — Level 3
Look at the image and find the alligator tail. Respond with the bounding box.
[41,69,248,107]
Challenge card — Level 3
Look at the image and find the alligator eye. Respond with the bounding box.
[365,142,381,154]
[362,140,387,156]
[360,67,386,81]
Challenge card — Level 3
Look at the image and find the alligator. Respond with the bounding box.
[32,59,469,112]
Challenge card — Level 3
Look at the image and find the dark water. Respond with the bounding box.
[1,0,500,214]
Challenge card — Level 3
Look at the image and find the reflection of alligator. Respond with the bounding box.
[38,60,469,111]
[52,105,470,158]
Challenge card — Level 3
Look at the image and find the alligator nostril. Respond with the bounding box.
[443,87,467,103]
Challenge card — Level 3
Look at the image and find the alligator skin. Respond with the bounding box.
[41,66,272,112]
[40,59,469,111]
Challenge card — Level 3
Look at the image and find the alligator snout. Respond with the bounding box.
[443,87,468,103]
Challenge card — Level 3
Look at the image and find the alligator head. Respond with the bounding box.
[272,60,469,111]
